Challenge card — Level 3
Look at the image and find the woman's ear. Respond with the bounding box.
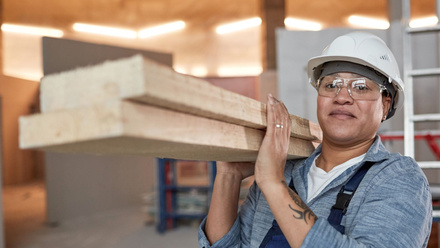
[382,95,392,121]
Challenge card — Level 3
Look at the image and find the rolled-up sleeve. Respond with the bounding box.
[198,217,241,248]
[198,181,260,248]
[302,161,432,248]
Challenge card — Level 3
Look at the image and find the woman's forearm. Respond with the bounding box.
[205,172,243,244]
[260,180,316,248]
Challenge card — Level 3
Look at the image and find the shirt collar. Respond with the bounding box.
[303,135,390,166]
[290,135,390,200]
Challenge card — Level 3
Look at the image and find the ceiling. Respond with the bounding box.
[1,0,437,80]
[4,0,436,29]
[289,0,436,27]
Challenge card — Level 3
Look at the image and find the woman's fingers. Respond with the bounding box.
[255,94,291,187]
[266,94,276,136]
[268,94,290,142]
[263,93,291,156]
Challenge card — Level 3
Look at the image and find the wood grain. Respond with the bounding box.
[20,100,316,162]
[40,55,321,141]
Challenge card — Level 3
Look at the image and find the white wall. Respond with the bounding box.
[276,28,440,183]
[276,28,389,125]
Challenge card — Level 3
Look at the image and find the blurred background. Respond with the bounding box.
[1,0,440,247]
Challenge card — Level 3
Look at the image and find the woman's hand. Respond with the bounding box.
[255,94,291,189]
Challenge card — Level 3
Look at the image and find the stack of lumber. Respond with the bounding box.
[19,55,321,162]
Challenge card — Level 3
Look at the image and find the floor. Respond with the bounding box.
[2,181,199,248]
[3,180,440,248]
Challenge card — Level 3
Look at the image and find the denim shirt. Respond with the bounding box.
[198,137,432,248]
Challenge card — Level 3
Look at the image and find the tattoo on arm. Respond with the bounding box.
[281,181,318,225]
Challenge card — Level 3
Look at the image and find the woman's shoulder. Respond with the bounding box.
[375,153,422,174]
[367,153,429,189]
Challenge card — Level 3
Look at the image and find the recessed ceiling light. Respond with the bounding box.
[217,65,262,77]
[216,17,262,35]
[173,66,187,75]
[1,23,64,37]
[72,23,137,39]
[409,16,439,28]
[190,66,208,77]
[138,21,186,39]
[348,15,390,30]
[284,17,322,31]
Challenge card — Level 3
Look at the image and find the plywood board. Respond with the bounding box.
[20,100,316,162]
[40,55,321,142]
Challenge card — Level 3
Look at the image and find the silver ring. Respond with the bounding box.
[276,124,283,128]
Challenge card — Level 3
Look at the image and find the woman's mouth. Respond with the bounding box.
[330,110,356,119]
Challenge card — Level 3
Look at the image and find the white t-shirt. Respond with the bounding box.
[307,153,366,203]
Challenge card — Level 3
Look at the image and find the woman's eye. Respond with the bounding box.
[355,85,368,90]
[326,83,337,89]
[352,81,369,91]
[325,79,342,89]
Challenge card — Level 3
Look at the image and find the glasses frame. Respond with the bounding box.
[317,76,388,101]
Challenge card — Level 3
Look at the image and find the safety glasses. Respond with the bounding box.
[317,76,387,100]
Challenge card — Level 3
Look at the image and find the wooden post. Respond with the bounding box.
[260,0,285,70]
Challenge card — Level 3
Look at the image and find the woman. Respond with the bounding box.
[198,32,432,248]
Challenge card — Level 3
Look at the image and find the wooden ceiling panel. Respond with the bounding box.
[4,0,437,28]
[4,0,259,31]
[411,0,437,17]
[286,0,389,28]
[286,0,437,28]
[2,0,437,79]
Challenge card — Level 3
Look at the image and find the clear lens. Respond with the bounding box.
[317,76,385,100]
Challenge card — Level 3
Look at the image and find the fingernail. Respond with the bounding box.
[268,94,274,104]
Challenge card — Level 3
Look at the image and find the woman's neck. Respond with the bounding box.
[317,137,375,172]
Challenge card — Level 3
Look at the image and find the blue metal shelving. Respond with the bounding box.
[156,158,216,233]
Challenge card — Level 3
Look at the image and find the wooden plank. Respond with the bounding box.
[40,55,321,142]
[19,100,316,162]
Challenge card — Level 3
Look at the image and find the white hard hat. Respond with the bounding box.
[307,31,404,119]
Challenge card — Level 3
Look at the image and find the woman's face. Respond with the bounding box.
[317,72,391,146]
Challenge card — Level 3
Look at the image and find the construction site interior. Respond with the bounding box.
[1,0,440,247]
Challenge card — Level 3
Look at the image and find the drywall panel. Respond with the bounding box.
[42,38,172,222]
[45,153,154,222]
[42,37,172,75]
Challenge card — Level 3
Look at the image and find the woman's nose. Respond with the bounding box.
[334,85,354,103]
